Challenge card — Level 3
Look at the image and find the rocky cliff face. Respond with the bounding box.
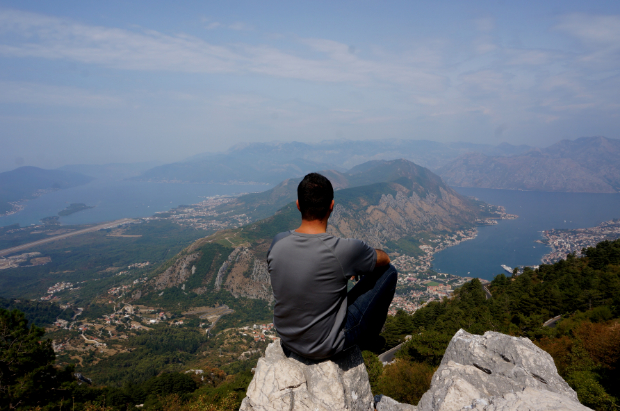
[328,184,477,248]
[240,330,591,411]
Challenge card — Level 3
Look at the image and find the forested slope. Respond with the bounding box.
[373,238,620,410]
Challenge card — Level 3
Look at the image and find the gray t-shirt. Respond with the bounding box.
[267,231,376,359]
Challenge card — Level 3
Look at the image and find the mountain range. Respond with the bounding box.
[131,140,532,185]
[438,136,620,193]
[129,136,619,193]
[137,159,500,304]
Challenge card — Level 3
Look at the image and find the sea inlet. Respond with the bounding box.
[432,188,620,281]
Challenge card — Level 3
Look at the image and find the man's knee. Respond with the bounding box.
[385,264,398,286]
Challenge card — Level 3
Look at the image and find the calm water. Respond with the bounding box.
[432,188,620,281]
[0,179,270,227]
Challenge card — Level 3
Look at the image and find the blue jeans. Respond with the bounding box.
[343,264,397,351]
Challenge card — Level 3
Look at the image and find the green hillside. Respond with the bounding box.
[3,238,619,410]
[374,239,620,409]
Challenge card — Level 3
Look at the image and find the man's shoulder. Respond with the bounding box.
[267,231,293,255]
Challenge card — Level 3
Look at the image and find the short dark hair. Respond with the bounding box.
[297,173,334,221]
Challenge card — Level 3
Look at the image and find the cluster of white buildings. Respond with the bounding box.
[108,284,131,296]
[46,282,74,294]
[128,261,150,269]
[239,323,277,342]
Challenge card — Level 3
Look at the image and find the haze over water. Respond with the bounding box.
[0,179,270,227]
[432,188,620,281]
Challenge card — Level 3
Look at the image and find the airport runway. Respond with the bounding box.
[0,218,137,257]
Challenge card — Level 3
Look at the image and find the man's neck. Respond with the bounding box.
[295,218,328,234]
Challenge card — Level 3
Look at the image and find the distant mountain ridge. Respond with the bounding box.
[131,140,533,185]
[438,136,620,193]
[136,159,499,304]
[212,159,467,222]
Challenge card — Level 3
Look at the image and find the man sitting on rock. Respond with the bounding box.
[267,172,397,360]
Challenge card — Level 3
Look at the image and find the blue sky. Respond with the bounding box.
[1,0,620,170]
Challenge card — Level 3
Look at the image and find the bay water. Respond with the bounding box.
[0,179,270,227]
[432,188,620,281]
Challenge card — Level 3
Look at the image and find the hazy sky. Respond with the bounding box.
[1,1,620,171]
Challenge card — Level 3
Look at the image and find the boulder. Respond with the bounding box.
[416,329,590,411]
[240,330,592,411]
[375,394,417,411]
[462,387,591,411]
[239,339,374,411]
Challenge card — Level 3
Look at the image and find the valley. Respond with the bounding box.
[2,158,620,410]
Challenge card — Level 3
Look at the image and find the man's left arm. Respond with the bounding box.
[375,249,390,267]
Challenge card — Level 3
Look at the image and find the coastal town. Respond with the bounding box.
[148,194,252,231]
[540,219,620,264]
[387,227,485,313]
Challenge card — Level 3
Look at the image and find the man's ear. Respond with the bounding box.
[296,200,301,211]
[329,199,334,211]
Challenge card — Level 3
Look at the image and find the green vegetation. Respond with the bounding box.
[58,203,95,216]
[0,305,261,410]
[0,223,58,249]
[385,236,424,256]
[0,220,209,301]
[79,327,208,385]
[335,182,398,209]
[186,243,231,290]
[0,308,76,409]
[0,297,74,326]
[240,202,299,244]
[374,239,620,409]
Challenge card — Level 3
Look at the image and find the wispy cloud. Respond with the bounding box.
[555,13,620,45]
[554,13,620,67]
[0,9,444,90]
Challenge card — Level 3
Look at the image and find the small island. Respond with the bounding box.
[58,203,95,217]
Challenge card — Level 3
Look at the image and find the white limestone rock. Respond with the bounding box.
[239,339,374,411]
[461,387,591,411]
[375,394,417,411]
[417,329,589,411]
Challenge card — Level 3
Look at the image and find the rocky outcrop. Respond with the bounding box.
[223,247,274,302]
[460,387,591,410]
[214,247,241,291]
[240,339,374,411]
[375,395,417,411]
[152,253,199,291]
[241,330,591,411]
[416,329,589,411]
[328,181,478,249]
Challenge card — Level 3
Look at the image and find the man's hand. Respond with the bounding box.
[375,249,390,266]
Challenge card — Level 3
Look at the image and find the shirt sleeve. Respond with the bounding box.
[337,238,376,278]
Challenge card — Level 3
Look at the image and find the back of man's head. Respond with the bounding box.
[297,173,334,221]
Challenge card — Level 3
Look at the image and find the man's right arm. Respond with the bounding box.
[375,249,390,267]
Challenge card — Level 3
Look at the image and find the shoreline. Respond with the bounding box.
[540,219,620,264]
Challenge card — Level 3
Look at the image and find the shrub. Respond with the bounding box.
[376,360,434,405]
